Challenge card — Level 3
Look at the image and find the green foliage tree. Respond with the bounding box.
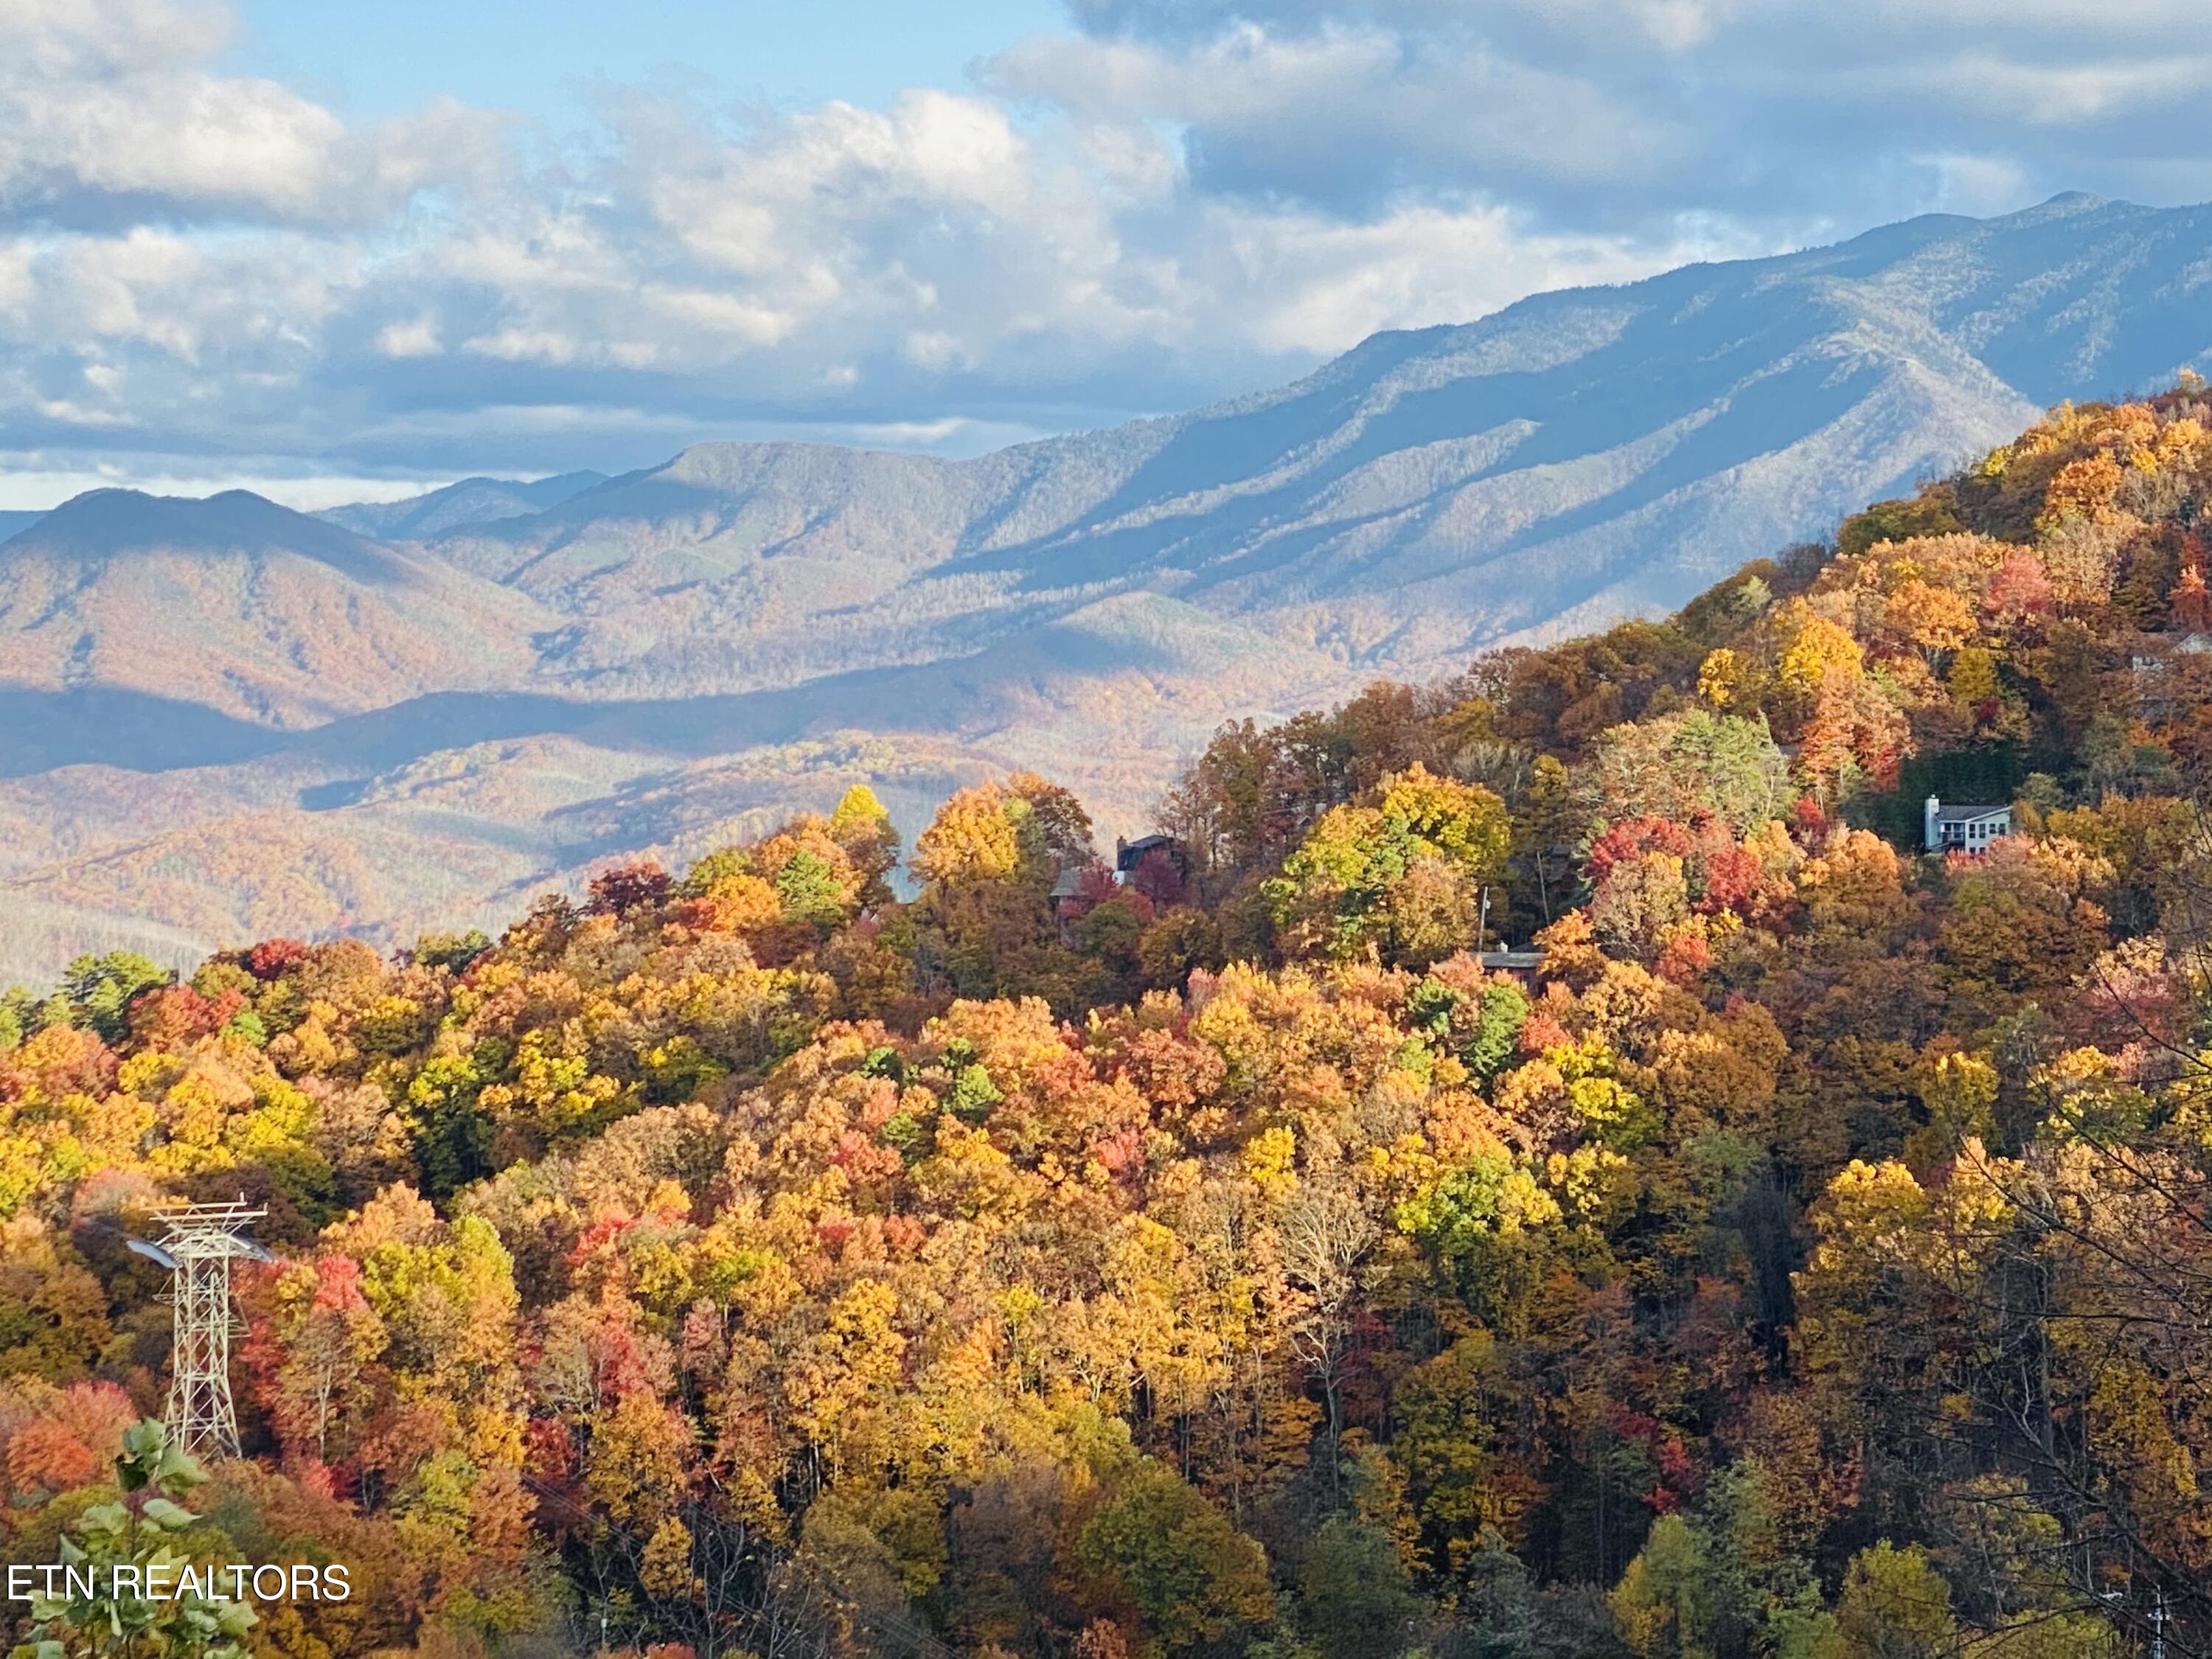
[1580,710,1793,837]
[10,1422,254,1659]
[59,953,171,1043]
[1610,1514,1719,1659]
[1266,765,1510,966]
[1822,1544,1953,1659]
[1078,1464,1274,1654]
[1298,1515,1422,1659]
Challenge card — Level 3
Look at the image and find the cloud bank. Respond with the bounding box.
[3,0,2211,498]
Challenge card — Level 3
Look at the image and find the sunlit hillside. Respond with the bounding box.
[3,385,2211,1658]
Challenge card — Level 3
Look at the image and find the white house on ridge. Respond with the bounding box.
[1924,796,2011,854]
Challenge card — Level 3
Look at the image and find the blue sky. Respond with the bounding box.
[226,0,1065,125]
[5,0,2212,509]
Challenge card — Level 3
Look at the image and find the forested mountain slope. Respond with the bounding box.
[420,192,2212,672]
[1,195,2208,998]
[0,490,555,725]
[3,383,2211,1659]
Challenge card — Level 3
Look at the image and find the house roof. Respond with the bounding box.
[1932,803,2010,825]
[1048,867,1087,899]
[1478,949,1546,970]
[1115,832,1177,871]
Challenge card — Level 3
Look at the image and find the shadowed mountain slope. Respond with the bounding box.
[415,195,2208,702]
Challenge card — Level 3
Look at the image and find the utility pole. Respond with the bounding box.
[127,1200,271,1458]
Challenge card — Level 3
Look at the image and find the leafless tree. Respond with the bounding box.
[1276,1172,1380,1487]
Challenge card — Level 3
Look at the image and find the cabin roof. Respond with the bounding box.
[1478,949,1546,970]
[1932,803,2010,825]
[1115,832,1178,872]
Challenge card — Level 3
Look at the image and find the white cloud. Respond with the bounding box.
[1888,53,2212,126]
[1189,197,1708,356]
[0,1,506,227]
[1,0,2211,498]
[3,0,231,78]
[1918,153,2035,218]
[375,316,441,358]
[990,24,1686,198]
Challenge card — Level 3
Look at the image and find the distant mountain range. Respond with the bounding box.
[318,472,608,540]
[0,192,2205,983]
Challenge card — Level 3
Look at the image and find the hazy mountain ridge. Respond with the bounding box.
[0,192,2207,983]
[0,490,560,726]
[316,470,609,540]
[401,195,2205,691]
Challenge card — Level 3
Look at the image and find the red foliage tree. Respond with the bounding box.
[248,938,310,980]
[587,861,673,918]
[126,984,223,1048]
[1585,815,1696,886]
[1130,846,1187,907]
[2171,560,2212,633]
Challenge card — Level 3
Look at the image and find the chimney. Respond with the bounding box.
[1924,796,1941,852]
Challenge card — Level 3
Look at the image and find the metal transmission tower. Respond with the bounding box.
[126,1200,271,1459]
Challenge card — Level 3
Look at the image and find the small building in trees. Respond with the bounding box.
[1924,796,2011,853]
[1477,947,1547,987]
[1115,833,1185,878]
[1050,865,1093,942]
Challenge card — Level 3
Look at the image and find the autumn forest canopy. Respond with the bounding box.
[8,383,2212,1659]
